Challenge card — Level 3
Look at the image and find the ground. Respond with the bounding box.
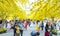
[0,24,59,36]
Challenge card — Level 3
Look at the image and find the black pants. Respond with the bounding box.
[20,30,23,36]
[41,27,43,30]
[31,34,39,36]
[14,32,16,36]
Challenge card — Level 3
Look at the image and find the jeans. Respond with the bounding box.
[20,30,23,36]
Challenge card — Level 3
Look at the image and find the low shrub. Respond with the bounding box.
[51,30,58,35]
[0,28,7,34]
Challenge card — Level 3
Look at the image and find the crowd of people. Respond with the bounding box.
[0,19,60,36]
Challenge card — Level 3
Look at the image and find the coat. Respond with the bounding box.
[45,31,49,36]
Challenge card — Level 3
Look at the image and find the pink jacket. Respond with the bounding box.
[45,31,49,36]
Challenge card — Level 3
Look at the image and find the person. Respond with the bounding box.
[0,20,2,28]
[19,21,24,36]
[36,21,40,32]
[28,20,31,27]
[45,29,49,36]
[49,24,53,36]
[54,22,56,29]
[7,22,11,31]
[11,24,17,36]
[58,20,60,30]
[31,30,40,36]
[24,20,29,30]
[29,20,31,27]
[15,25,20,36]
[38,21,41,30]
[50,30,52,36]
[5,20,8,28]
[41,21,44,30]
[51,24,54,31]
[45,22,49,31]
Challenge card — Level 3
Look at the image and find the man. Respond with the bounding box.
[5,20,8,28]
[54,21,57,29]
[41,21,44,30]
[19,21,24,36]
[12,24,17,36]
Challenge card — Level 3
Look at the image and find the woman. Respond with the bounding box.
[12,24,20,36]
[15,25,20,36]
[45,29,49,36]
[36,21,40,32]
